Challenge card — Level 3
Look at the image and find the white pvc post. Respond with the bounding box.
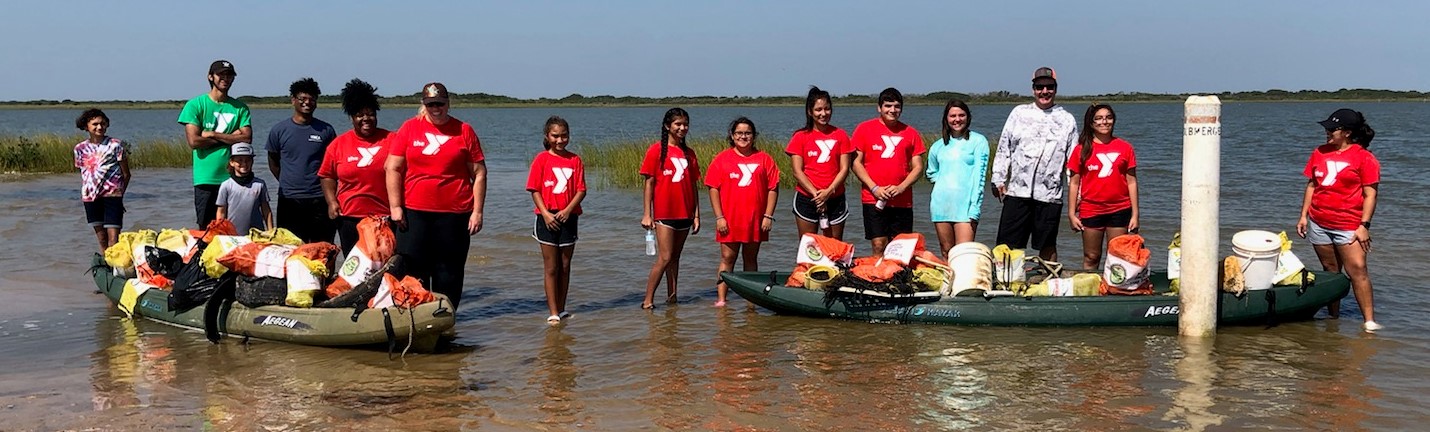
[1180,96,1221,337]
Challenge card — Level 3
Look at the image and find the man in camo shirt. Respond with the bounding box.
[990,67,1078,261]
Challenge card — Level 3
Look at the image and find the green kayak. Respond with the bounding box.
[720,270,1349,326]
[91,254,456,351]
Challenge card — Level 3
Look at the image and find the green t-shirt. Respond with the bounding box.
[177,94,252,185]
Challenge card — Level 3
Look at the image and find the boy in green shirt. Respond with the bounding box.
[177,59,253,226]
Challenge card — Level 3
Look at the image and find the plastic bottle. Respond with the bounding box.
[819,216,830,230]
[875,199,887,210]
[645,230,656,256]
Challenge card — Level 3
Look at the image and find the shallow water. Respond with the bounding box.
[2,102,1428,430]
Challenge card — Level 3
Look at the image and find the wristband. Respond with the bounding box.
[1361,221,1371,229]
[762,215,776,221]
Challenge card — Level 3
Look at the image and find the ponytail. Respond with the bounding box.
[1350,113,1375,148]
[801,86,831,132]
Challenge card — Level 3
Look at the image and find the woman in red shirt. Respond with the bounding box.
[527,116,586,324]
[706,117,779,307]
[1066,104,1139,270]
[384,82,487,310]
[1296,108,1380,331]
[785,86,852,240]
[639,108,701,309]
[319,79,391,255]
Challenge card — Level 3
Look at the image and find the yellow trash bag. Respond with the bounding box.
[991,244,1026,290]
[249,227,302,246]
[104,231,145,269]
[1024,273,1103,296]
[1271,231,1315,286]
[200,235,252,278]
[156,229,196,255]
[118,278,158,319]
[911,267,946,292]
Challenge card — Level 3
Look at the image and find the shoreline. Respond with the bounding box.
[4,98,1428,110]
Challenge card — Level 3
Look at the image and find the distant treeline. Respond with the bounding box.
[5,88,1427,109]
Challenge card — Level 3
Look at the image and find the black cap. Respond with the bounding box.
[421,82,450,104]
[209,60,236,75]
[1318,108,1364,130]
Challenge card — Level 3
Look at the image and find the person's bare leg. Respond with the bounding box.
[934,222,956,260]
[664,227,690,303]
[1080,228,1105,270]
[1335,242,1374,324]
[954,221,977,245]
[715,242,738,305]
[1312,244,1341,317]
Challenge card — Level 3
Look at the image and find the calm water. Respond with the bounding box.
[2,102,1427,430]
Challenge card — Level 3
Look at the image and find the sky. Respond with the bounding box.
[4,0,1427,101]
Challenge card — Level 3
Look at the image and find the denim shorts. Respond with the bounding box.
[1305,218,1356,246]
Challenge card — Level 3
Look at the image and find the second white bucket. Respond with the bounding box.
[1232,230,1281,290]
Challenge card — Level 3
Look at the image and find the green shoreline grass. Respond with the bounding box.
[583,133,996,190]
[0,134,191,173]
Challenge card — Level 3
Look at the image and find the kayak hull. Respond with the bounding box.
[720,271,1350,326]
[92,254,456,351]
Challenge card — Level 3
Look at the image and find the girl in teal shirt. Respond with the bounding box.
[926,100,990,257]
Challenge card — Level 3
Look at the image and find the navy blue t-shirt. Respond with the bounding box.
[265,118,337,199]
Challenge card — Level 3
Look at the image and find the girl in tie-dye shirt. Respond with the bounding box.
[73,109,131,252]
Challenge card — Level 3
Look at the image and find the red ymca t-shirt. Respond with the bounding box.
[392,116,485,213]
[784,127,852,196]
[704,148,780,243]
[525,150,587,215]
[852,119,926,208]
[1304,144,1380,231]
[639,142,701,220]
[318,129,392,217]
[1066,137,1137,218]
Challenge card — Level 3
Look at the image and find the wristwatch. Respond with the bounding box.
[1361,221,1372,229]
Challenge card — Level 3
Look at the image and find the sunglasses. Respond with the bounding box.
[1034,84,1057,91]
[424,101,447,108]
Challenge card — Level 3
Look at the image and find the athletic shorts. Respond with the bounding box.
[861,204,914,240]
[83,197,125,228]
[995,196,1062,250]
[533,213,580,247]
[1080,207,1132,230]
[792,192,849,224]
[1305,218,1356,246]
[657,218,694,231]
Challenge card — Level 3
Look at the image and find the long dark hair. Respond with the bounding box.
[940,99,971,142]
[1076,104,1116,173]
[1348,112,1376,149]
[543,115,569,150]
[800,86,832,132]
[657,108,694,176]
[727,117,758,148]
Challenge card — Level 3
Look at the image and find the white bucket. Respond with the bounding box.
[944,242,993,296]
[1232,230,1281,290]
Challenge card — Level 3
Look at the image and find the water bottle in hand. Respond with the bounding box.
[645,230,656,256]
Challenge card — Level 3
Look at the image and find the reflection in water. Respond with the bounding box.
[641,307,703,430]
[533,327,583,426]
[1166,337,1225,431]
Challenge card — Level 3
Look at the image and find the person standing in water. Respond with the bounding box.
[706,117,779,307]
[73,109,130,253]
[267,77,337,243]
[177,60,252,227]
[527,116,586,324]
[639,108,701,309]
[925,99,989,257]
[851,87,926,255]
[1066,104,1139,270]
[990,67,1077,262]
[785,86,853,240]
[1297,108,1381,332]
[319,78,391,255]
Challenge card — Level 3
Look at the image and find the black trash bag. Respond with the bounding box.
[167,240,235,312]
[235,276,288,308]
[143,246,185,278]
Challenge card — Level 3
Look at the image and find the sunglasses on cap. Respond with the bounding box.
[1033,83,1057,91]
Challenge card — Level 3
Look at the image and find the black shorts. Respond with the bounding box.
[995,196,1062,250]
[1080,207,1132,229]
[277,196,337,244]
[83,197,125,228]
[194,184,221,227]
[334,215,363,255]
[861,204,914,240]
[533,213,580,247]
[791,192,850,224]
[656,218,693,231]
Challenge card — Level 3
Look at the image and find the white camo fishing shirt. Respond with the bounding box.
[991,103,1078,204]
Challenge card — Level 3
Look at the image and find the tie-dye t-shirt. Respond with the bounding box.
[73,137,129,201]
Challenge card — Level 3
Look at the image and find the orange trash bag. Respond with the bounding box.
[189,219,237,244]
[850,256,903,283]
[327,217,396,299]
[786,263,811,287]
[217,243,296,278]
[371,274,435,309]
[1099,234,1154,295]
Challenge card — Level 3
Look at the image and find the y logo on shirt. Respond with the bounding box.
[213,112,236,132]
[814,139,838,163]
[1095,152,1121,178]
[549,167,574,193]
[879,136,903,159]
[736,163,760,187]
[1319,160,1350,186]
[417,133,451,156]
[665,158,689,182]
[356,146,382,167]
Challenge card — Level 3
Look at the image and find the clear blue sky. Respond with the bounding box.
[4,0,1426,101]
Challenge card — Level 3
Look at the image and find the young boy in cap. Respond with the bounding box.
[990,66,1078,262]
[178,59,253,227]
[216,142,272,233]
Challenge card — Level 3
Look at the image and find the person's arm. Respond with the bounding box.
[827,151,853,201]
[925,141,941,183]
[119,142,132,194]
[532,191,559,230]
[890,154,924,198]
[260,197,274,231]
[762,189,778,233]
[321,178,340,219]
[216,205,228,222]
[1126,168,1139,232]
[468,161,487,235]
[990,114,1018,199]
[556,190,585,222]
[1296,180,1314,238]
[211,126,253,146]
[1357,184,1377,251]
[184,123,222,150]
[709,187,727,235]
[1067,172,1084,232]
[268,151,282,180]
[851,150,879,198]
[385,154,407,228]
[788,154,820,199]
[641,175,656,230]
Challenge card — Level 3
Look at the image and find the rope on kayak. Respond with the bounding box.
[1263,289,1278,329]
[383,308,397,360]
